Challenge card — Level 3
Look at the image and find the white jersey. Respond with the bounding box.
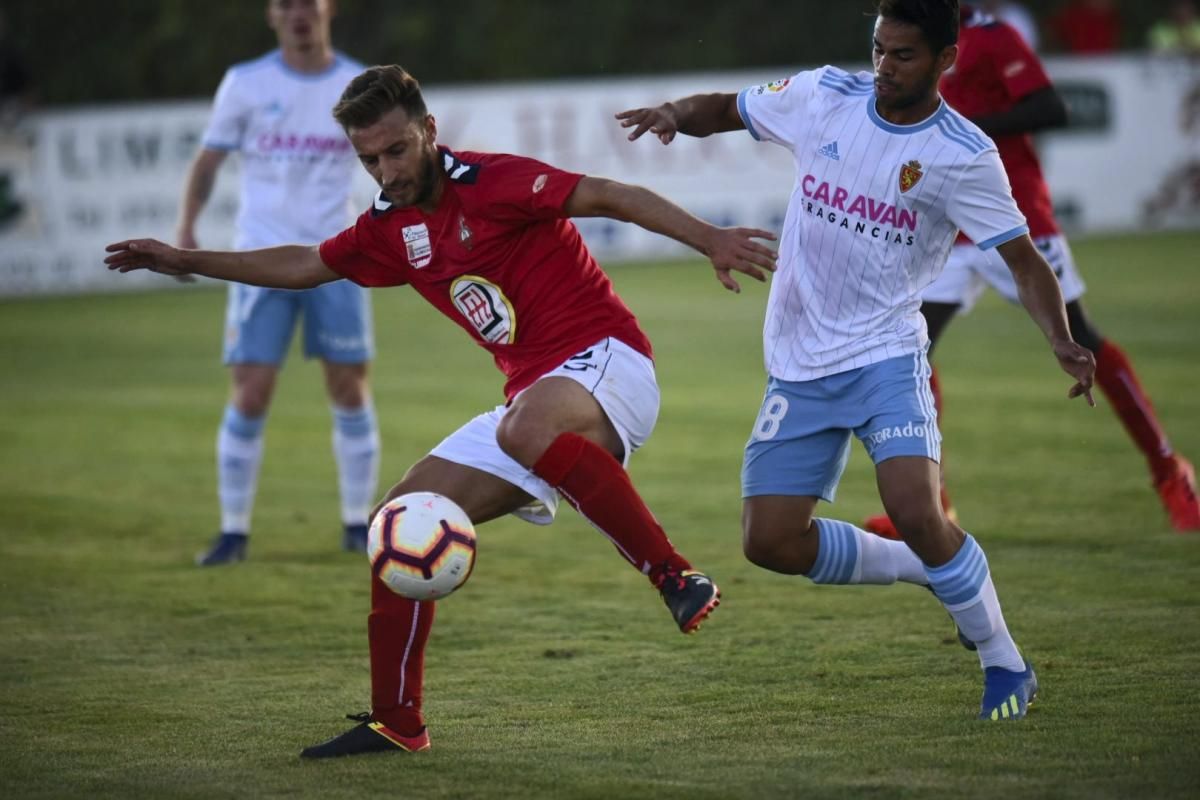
[738,66,1028,381]
[202,50,364,249]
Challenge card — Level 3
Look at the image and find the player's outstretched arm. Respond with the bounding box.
[564,176,775,293]
[997,234,1096,405]
[616,93,743,144]
[104,239,341,290]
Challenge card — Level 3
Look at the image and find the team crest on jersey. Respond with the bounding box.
[458,215,474,250]
[450,275,516,344]
[402,223,433,268]
[899,160,924,193]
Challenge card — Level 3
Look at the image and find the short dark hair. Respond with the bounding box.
[333,65,428,130]
[876,0,960,52]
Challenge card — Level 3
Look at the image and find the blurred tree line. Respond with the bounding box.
[4,0,1167,107]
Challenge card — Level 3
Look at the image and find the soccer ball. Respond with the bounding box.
[368,492,477,600]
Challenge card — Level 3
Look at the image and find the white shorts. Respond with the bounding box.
[923,234,1087,312]
[429,337,660,525]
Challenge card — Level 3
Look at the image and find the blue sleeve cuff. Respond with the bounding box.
[736,89,762,141]
[202,141,239,152]
[976,224,1028,250]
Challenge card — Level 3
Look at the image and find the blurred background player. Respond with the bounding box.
[979,0,1039,49]
[108,65,775,756]
[1048,0,1122,54]
[863,3,1200,537]
[177,0,379,565]
[618,0,1096,721]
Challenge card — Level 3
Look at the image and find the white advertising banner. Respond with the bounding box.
[1,58,1196,297]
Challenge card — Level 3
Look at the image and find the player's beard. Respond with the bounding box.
[383,149,440,208]
[877,69,939,113]
[411,149,439,208]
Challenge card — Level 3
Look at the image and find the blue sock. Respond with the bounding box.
[808,518,861,584]
[808,518,926,585]
[925,534,1024,671]
[332,403,380,527]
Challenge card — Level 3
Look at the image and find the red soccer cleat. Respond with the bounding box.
[1156,456,1200,533]
[863,513,902,540]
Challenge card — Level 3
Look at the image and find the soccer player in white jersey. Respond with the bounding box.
[617,0,1096,721]
[176,0,379,565]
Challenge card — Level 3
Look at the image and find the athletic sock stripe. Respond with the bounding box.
[396,601,421,706]
[811,520,859,584]
[557,487,639,568]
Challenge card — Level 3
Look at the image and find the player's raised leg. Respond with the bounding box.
[301,457,532,759]
[496,342,719,633]
[740,372,932,587]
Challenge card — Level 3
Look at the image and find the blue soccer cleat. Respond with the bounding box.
[979,660,1038,721]
[196,532,248,567]
[342,523,369,553]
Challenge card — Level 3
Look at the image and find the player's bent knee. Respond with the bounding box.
[741,525,809,573]
[742,533,776,569]
[495,408,558,467]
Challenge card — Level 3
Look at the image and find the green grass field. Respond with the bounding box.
[2,231,1198,798]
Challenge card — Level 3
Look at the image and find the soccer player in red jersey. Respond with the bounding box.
[863,4,1200,536]
[105,65,777,758]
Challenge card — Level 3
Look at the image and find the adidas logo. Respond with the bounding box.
[818,141,841,160]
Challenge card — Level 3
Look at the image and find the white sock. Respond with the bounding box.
[855,526,928,584]
[332,403,380,526]
[217,405,265,534]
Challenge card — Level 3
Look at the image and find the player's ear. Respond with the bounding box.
[937,44,958,75]
[424,114,438,145]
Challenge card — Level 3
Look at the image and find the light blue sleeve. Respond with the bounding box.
[736,69,822,149]
[947,149,1029,250]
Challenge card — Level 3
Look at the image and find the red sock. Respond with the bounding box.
[1095,340,1175,483]
[369,576,433,736]
[531,432,690,581]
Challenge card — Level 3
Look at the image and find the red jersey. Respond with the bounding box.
[941,7,1058,239]
[319,148,653,400]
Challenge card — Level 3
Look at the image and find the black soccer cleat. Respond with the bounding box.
[342,523,369,553]
[195,532,248,567]
[655,567,721,633]
[300,712,431,759]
